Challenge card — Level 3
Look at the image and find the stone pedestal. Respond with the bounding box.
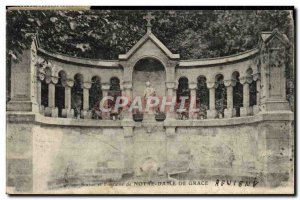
[39,105,45,115]
[81,110,92,119]
[7,49,33,112]
[259,30,291,113]
[62,109,74,118]
[253,105,260,115]
[45,107,58,117]
[224,108,236,118]
[51,107,58,117]
[143,112,156,122]
[240,106,252,117]
[207,109,216,119]
[260,101,290,112]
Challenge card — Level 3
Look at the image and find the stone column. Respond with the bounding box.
[253,73,261,114]
[81,82,92,119]
[101,82,111,120]
[48,83,55,108]
[188,82,198,119]
[165,60,178,120]
[36,79,44,115]
[165,82,176,120]
[240,76,251,117]
[30,41,40,114]
[45,79,58,117]
[36,80,41,106]
[224,79,236,118]
[122,81,133,121]
[207,81,216,119]
[62,79,74,118]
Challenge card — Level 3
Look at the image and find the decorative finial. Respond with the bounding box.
[143,12,155,33]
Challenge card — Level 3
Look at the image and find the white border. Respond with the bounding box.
[0,1,298,199]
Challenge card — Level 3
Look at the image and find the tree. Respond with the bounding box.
[7,9,294,60]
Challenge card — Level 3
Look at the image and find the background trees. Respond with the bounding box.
[7,9,294,60]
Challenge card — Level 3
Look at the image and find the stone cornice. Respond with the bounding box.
[34,38,119,68]
[6,111,294,127]
[179,48,259,67]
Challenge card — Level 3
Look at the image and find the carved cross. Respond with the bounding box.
[143,12,155,27]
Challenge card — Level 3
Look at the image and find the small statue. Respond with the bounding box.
[143,81,156,99]
[143,81,156,115]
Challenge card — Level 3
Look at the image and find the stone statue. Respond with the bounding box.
[143,81,156,117]
[143,81,156,99]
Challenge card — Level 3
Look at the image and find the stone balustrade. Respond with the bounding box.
[34,65,261,121]
[7,29,291,123]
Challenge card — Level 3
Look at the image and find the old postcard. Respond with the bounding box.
[6,7,295,194]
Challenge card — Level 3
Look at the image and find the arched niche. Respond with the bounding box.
[132,57,166,98]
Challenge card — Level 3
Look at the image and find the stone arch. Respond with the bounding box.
[109,77,121,92]
[89,76,102,119]
[55,70,67,117]
[52,66,65,78]
[197,75,209,119]
[232,71,243,117]
[132,55,167,75]
[71,73,84,118]
[215,74,226,118]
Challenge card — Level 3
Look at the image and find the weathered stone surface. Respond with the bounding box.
[6,28,294,194]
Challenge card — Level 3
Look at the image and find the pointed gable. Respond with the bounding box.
[260,29,290,47]
[118,32,180,60]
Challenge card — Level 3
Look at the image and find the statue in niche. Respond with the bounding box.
[144,81,156,99]
[143,81,157,115]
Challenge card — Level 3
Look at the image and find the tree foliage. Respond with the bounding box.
[7,9,294,60]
